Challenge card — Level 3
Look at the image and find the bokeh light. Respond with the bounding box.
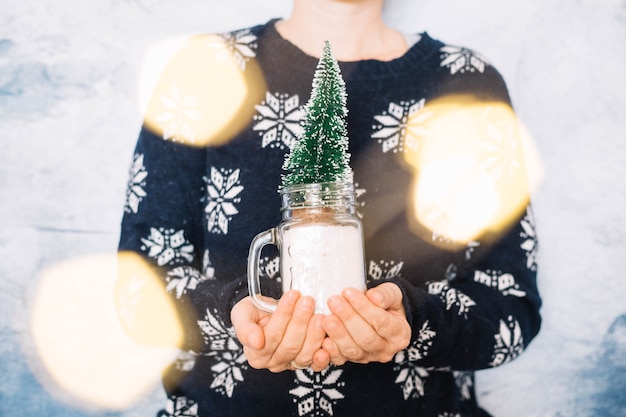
[140,34,267,147]
[403,94,543,248]
[29,252,184,410]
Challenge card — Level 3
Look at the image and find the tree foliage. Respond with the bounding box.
[282,41,352,187]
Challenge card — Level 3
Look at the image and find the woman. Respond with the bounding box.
[118,0,542,415]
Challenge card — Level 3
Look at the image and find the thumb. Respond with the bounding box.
[367,283,403,310]
[231,297,266,349]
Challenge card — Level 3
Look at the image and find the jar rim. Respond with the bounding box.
[279,181,357,211]
[278,181,354,194]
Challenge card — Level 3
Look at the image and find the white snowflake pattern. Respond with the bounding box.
[260,255,281,283]
[479,115,521,181]
[203,167,244,234]
[473,270,526,297]
[394,364,429,400]
[440,46,488,74]
[431,221,480,252]
[353,181,366,218]
[465,241,480,261]
[428,281,476,317]
[404,321,436,361]
[253,92,304,150]
[141,227,195,266]
[166,266,209,298]
[115,273,144,329]
[290,367,345,417]
[210,352,248,398]
[444,264,458,281]
[124,153,148,214]
[439,413,461,417]
[174,350,197,373]
[372,99,430,153]
[198,308,248,398]
[431,217,456,246]
[453,371,473,401]
[202,249,216,279]
[212,29,258,70]
[490,316,524,367]
[198,308,240,352]
[156,84,203,143]
[520,207,538,271]
[159,395,199,417]
[393,321,435,399]
[367,259,404,283]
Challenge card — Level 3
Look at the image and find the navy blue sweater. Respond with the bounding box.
[118,19,541,417]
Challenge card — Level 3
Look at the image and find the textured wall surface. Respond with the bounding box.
[1,0,625,416]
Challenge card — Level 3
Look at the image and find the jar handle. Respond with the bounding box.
[247,228,278,313]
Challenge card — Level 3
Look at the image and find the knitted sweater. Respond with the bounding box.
[118,19,541,417]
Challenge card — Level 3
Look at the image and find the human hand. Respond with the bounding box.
[321,283,411,365]
[230,290,330,372]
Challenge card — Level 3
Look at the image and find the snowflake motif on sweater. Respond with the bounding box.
[203,167,244,234]
[166,266,209,298]
[202,249,216,278]
[174,350,197,373]
[260,255,281,283]
[141,228,195,266]
[156,84,203,143]
[479,116,522,181]
[159,396,199,417]
[453,371,474,401]
[367,259,404,283]
[198,308,248,398]
[372,99,430,153]
[490,316,524,366]
[124,153,148,214]
[473,270,527,297]
[353,181,366,218]
[393,321,436,399]
[428,281,477,317]
[116,273,144,330]
[290,367,346,417]
[215,28,258,70]
[439,46,487,74]
[253,92,304,150]
[520,207,539,271]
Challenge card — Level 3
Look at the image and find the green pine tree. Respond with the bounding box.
[282,41,352,187]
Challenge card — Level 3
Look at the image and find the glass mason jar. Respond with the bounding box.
[247,181,366,314]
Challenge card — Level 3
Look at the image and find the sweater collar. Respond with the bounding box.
[257,19,440,81]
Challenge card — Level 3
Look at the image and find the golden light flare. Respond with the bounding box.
[29,252,184,410]
[141,34,267,147]
[403,94,543,248]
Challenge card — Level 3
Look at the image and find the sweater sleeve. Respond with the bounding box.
[116,126,211,351]
[384,54,542,370]
[389,206,541,371]
[114,27,273,352]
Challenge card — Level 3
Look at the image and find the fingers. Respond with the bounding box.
[361,284,409,342]
[232,284,410,371]
[323,284,411,365]
[323,295,372,363]
[261,290,304,354]
[321,324,348,366]
[293,314,328,372]
[366,282,404,311]
[233,291,326,373]
[311,343,331,371]
[267,294,315,368]
[230,297,267,350]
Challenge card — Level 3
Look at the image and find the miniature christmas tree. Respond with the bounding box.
[282,41,352,187]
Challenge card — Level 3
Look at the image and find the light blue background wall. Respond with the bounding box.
[1,0,625,416]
